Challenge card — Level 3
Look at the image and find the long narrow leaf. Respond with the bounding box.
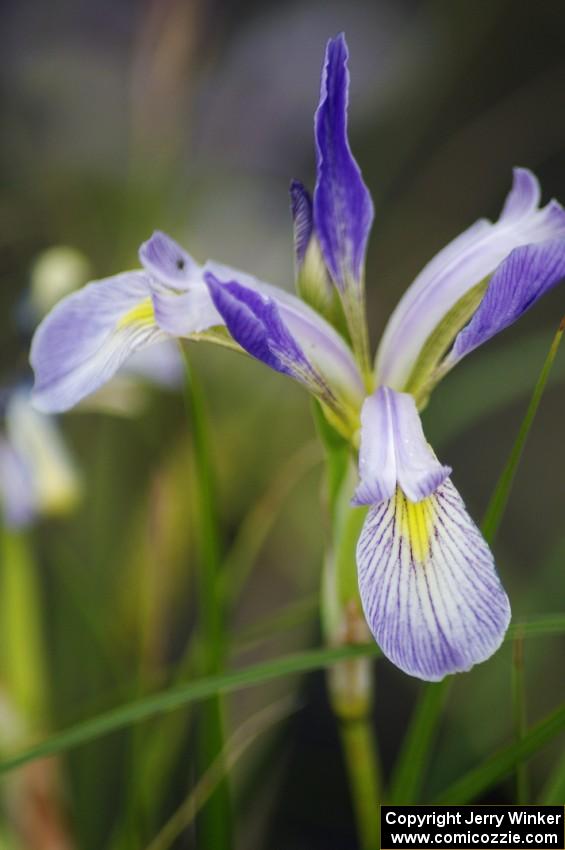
[182,350,232,849]
[388,681,450,804]
[482,318,565,542]
[0,643,380,775]
[1,616,564,777]
[433,703,565,803]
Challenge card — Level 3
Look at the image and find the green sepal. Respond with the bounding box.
[297,239,349,338]
[310,398,351,522]
[404,277,489,408]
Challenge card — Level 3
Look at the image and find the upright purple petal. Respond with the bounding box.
[357,478,511,681]
[447,239,565,366]
[353,386,450,506]
[313,34,374,291]
[377,168,565,390]
[290,180,313,269]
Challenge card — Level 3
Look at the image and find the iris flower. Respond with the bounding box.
[30,34,565,680]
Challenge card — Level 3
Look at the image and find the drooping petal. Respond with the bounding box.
[377,168,565,390]
[357,479,511,681]
[139,231,198,289]
[313,33,374,292]
[31,271,166,412]
[353,386,450,506]
[446,239,565,367]
[203,266,364,413]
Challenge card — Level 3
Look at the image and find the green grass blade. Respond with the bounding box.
[482,319,565,542]
[0,615,563,778]
[540,754,565,804]
[388,681,451,804]
[0,643,381,776]
[433,702,565,803]
[146,697,296,850]
[428,328,565,449]
[511,631,529,803]
[182,350,232,849]
[507,615,565,638]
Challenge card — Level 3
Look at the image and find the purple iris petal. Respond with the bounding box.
[353,386,450,506]
[357,478,511,681]
[204,273,314,381]
[448,239,565,366]
[290,180,313,269]
[377,168,565,390]
[31,271,166,413]
[139,231,197,289]
[313,33,374,290]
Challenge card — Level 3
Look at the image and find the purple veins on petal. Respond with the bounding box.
[313,33,374,291]
[204,273,316,382]
[290,180,314,269]
[202,266,365,409]
[356,479,511,681]
[30,271,166,413]
[377,167,565,390]
[447,238,565,367]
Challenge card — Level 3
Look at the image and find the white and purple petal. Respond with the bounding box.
[446,239,565,367]
[205,274,314,381]
[357,479,511,681]
[31,271,166,413]
[313,33,374,291]
[377,168,565,390]
[353,386,450,506]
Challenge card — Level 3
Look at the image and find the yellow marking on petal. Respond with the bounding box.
[117,297,155,329]
[397,488,434,563]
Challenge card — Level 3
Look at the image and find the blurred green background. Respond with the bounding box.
[1,0,565,848]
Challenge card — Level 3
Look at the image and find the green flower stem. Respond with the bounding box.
[316,404,381,850]
[339,717,381,850]
[182,348,232,850]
